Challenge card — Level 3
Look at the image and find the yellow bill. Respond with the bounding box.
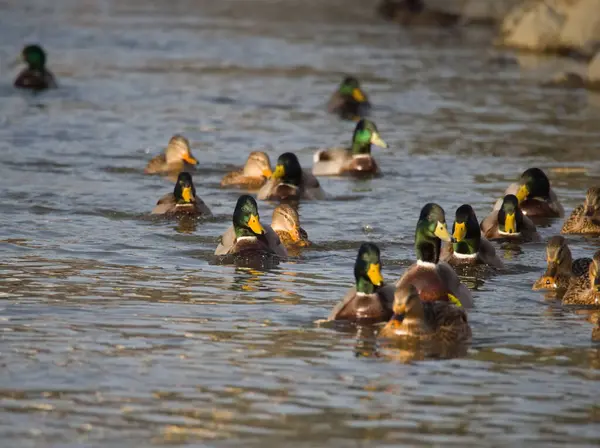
[434,221,452,242]
[367,263,383,286]
[447,293,463,307]
[504,212,516,234]
[262,168,273,178]
[273,164,285,179]
[247,214,265,235]
[516,184,529,203]
[183,153,198,165]
[352,88,366,103]
[181,186,193,202]
[453,222,467,242]
[370,131,388,149]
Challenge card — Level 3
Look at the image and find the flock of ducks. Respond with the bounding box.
[13,45,600,352]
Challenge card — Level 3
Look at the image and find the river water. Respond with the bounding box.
[1,0,600,446]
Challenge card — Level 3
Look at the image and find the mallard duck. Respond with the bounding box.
[561,187,600,234]
[441,204,504,269]
[151,172,211,217]
[481,194,540,242]
[271,204,310,248]
[492,167,564,218]
[532,236,591,292]
[257,152,325,201]
[378,284,472,343]
[327,243,395,323]
[144,135,198,176]
[13,44,57,91]
[312,119,388,177]
[396,203,474,308]
[214,195,287,258]
[220,151,272,190]
[327,76,371,121]
[562,250,600,306]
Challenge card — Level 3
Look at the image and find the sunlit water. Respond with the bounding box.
[1,0,600,446]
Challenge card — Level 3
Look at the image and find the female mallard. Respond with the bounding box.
[214,195,287,258]
[220,151,272,190]
[271,204,310,249]
[257,152,325,201]
[13,44,57,91]
[532,236,591,292]
[378,284,472,343]
[396,203,474,308]
[145,135,198,176]
[481,194,540,242]
[562,250,600,306]
[327,243,395,323]
[441,204,503,269]
[561,187,600,234]
[312,119,388,177]
[327,76,371,121]
[493,167,564,219]
[151,172,211,217]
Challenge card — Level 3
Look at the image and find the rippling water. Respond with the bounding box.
[1,0,600,446]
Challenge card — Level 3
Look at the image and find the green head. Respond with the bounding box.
[515,168,551,203]
[452,204,480,255]
[232,195,266,238]
[173,172,196,204]
[338,76,367,103]
[354,243,384,294]
[351,119,388,155]
[498,194,524,234]
[21,44,47,69]
[272,152,303,186]
[415,203,451,263]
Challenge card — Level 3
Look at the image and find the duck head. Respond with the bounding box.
[354,243,384,294]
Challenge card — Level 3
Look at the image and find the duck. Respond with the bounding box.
[441,204,504,269]
[532,236,591,293]
[312,119,388,177]
[396,203,474,308]
[151,172,211,217]
[378,284,472,344]
[214,195,287,258]
[13,44,57,91]
[561,187,600,234]
[562,250,600,306]
[481,194,540,242]
[220,151,272,190]
[327,76,371,121]
[327,243,395,323]
[271,204,311,249]
[144,134,198,176]
[492,167,564,219]
[257,152,325,201]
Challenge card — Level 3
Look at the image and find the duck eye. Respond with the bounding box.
[545,279,551,285]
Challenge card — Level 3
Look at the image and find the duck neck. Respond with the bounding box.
[454,236,480,255]
[415,237,440,264]
[351,141,371,156]
[356,277,376,295]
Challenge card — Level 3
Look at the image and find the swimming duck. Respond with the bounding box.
[378,284,472,343]
[312,119,388,177]
[271,204,311,249]
[327,76,371,121]
[396,203,474,308]
[532,236,591,292]
[441,204,504,269]
[561,187,600,234]
[152,172,212,217]
[220,151,272,190]
[562,249,600,306]
[214,195,287,258]
[13,44,57,91]
[257,152,325,201]
[327,243,395,323]
[481,194,540,242]
[492,168,564,219]
[144,135,198,176]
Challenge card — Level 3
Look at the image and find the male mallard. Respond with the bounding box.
[441,204,503,268]
[327,76,371,121]
[214,195,287,258]
[327,243,395,323]
[492,167,564,219]
[145,135,198,176]
[220,151,272,190]
[562,250,600,306]
[378,284,472,343]
[481,194,540,242]
[312,119,388,177]
[532,236,591,293]
[561,187,600,234]
[257,152,325,201]
[396,203,474,308]
[271,204,310,249]
[13,44,57,91]
[151,172,211,217]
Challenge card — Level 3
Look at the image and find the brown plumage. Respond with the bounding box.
[562,250,600,306]
[561,187,600,235]
[145,135,198,177]
[220,151,272,190]
[271,204,310,249]
[532,236,589,294]
[151,172,211,217]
